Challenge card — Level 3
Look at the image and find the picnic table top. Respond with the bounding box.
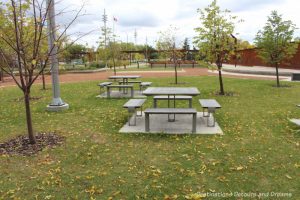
[143,87,200,96]
[108,75,141,79]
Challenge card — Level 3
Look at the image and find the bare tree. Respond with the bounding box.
[156,26,183,84]
[0,0,84,144]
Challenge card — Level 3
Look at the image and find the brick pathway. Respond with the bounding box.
[0,68,278,88]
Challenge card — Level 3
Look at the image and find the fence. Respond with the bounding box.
[225,44,300,69]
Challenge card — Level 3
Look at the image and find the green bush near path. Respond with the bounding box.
[0,77,299,199]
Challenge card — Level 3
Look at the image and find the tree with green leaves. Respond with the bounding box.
[254,11,297,87]
[62,43,87,63]
[0,0,82,144]
[194,0,240,95]
[156,26,182,84]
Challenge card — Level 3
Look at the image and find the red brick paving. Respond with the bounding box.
[0,68,277,88]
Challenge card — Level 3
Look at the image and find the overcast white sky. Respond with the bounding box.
[56,0,300,48]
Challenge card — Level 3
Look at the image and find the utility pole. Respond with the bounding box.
[134,29,137,46]
[145,36,148,63]
[102,9,108,68]
[134,29,137,65]
[46,0,69,111]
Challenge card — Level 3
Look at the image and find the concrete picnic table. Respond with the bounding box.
[142,87,200,98]
[108,75,141,83]
[108,75,141,93]
[143,87,200,121]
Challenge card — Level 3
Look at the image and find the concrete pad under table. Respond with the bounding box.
[119,112,223,135]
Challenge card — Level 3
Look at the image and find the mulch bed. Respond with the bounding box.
[0,133,65,156]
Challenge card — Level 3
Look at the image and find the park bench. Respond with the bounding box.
[144,108,197,133]
[199,99,221,127]
[97,82,112,94]
[291,73,300,81]
[139,82,152,91]
[106,85,134,98]
[123,99,146,126]
[149,61,197,68]
[153,96,193,108]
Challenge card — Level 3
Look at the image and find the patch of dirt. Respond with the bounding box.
[0,133,65,156]
[90,134,106,144]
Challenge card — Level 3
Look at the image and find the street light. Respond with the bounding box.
[46,0,69,111]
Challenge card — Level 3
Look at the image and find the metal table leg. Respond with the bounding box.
[207,107,216,127]
[168,94,176,122]
[128,107,137,126]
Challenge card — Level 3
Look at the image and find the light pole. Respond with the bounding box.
[46,0,69,111]
[102,9,108,68]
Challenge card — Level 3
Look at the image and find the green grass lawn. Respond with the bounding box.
[0,76,300,199]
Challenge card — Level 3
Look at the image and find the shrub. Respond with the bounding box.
[89,62,106,69]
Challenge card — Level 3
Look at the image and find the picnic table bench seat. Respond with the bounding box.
[123,99,146,126]
[97,82,112,93]
[98,82,113,87]
[106,84,134,98]
[153,95,193,108]
[199,99,221,127]
[144,108,197,133]
[118,80,142,84]
[140,82,152,91]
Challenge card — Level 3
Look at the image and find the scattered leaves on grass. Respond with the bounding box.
[185,193,206,200]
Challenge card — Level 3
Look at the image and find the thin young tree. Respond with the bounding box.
[255,11,297,87]
[156,26,182,84]
[0,0,83,144]
[194,0,240,95]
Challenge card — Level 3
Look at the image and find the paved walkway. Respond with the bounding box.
[222,64,300,77]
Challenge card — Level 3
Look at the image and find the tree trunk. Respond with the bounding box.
[113,57,116,75]
[0,68,3,82]
[24,91,36,144]
[218,65,225,95]
[137,61,139,69]
[41,69,46,90]
[275,63,280,87]
[174,60,178,84]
